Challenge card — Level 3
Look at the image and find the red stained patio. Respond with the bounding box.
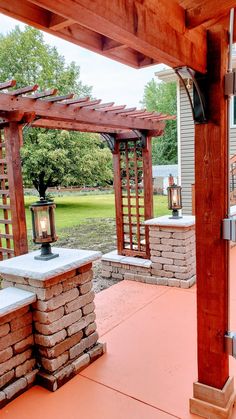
[0,246,235,419]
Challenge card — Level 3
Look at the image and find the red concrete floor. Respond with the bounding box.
[2,248,236,419]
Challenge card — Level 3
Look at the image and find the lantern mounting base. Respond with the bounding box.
[34,243,59,261]
[169,209,183,219]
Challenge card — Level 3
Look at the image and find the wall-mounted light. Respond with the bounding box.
[167,184,183,219]
[30,198,59,260]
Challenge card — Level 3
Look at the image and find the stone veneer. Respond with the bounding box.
[0,247,106,401]
[101,215,196,288]
[146,216,196,287]
[0,287,36,408]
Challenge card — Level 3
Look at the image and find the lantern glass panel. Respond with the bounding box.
[168,186,182,210]
[37,209,51,239]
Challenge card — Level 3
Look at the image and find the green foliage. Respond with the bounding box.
[21,130,113,197]
[0,26,90,96]
[142,78,177,164]
[0,26,113,196]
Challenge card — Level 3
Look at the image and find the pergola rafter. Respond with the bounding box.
[0,80,173,134]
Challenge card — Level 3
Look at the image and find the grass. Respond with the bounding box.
[24,194,169,231]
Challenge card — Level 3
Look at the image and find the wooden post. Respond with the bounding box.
[195,29,229,389]
[143,136,153,259]
[112,140,124,255]
[4,122,28,256]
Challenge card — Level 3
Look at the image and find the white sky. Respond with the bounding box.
[0,14,167,107]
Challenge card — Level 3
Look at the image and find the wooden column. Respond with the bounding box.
[112,139,124,255]
[4,122,28,256]
[195,29,229,389]
[143,136,153,259]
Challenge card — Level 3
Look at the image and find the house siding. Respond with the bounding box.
[179,83,194,215]
[179,83,236,214]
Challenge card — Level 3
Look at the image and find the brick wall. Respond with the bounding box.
[0,305,37,408]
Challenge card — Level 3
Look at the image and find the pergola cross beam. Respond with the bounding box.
[0,81,173,134]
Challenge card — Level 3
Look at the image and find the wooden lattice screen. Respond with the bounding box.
[113,135,153,259]
[0,131,14,259]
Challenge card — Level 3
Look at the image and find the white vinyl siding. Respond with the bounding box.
[179,83,194,214]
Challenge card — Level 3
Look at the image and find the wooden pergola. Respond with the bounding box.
[0,80,172,260]
[0,0,236,416]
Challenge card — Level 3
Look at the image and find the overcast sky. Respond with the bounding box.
[0,14,167,107]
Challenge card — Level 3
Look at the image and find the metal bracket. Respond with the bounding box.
[222,217,236,241]
[225,332,236,357]
[132,130,147,148]
[175,66,208,124]
[101,133,116,153]
[225,70,236,96]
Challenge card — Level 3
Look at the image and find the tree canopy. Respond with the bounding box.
[0,26,113,196]
[142,78,177,165]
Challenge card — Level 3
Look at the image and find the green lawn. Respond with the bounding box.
[24,194,169,231]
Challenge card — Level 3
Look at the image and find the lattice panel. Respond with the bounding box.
[118,139,148,258]
[0,131,14,259]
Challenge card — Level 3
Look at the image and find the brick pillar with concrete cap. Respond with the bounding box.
[0,247,106,391]
[145,215,196,288]
[0,287,36,408]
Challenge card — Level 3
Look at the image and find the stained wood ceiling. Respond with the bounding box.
[0,1,235,73]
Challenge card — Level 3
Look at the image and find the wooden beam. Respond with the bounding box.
[27,0,207,72]
[4,123,28,256]
[195,29,229,389]
[0,0,50,28]
[32,118,125,133]
[49,13,74,30]
[0,111,25,122]
[9,85,38,96]
[0,80,16,90]
[30,88,58,99]
[186,1,236,28]
[43,93,74,102]
[0,92,167,131]
[0,0,143,68]
[58,24,146,68]
[102,38,127,52]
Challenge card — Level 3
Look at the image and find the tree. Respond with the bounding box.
[0,26,90,95]
[21,130,113,197]
[0,26,113,196]
[142,78,177,165]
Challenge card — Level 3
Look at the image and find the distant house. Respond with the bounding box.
[155,64,236,214]
[152,164,178,195]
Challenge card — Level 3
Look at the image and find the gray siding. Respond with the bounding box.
[179,83,194,215]
[179,83,236,214]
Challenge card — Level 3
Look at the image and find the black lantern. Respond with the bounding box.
[167,184,183,219]
[30,198,59,260]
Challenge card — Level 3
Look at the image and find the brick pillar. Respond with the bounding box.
[145,215,196,288]
[0,287,36,408]
[0,248,106,391]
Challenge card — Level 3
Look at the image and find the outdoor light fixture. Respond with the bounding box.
[167,184,183,219]
[30,198,59,261]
